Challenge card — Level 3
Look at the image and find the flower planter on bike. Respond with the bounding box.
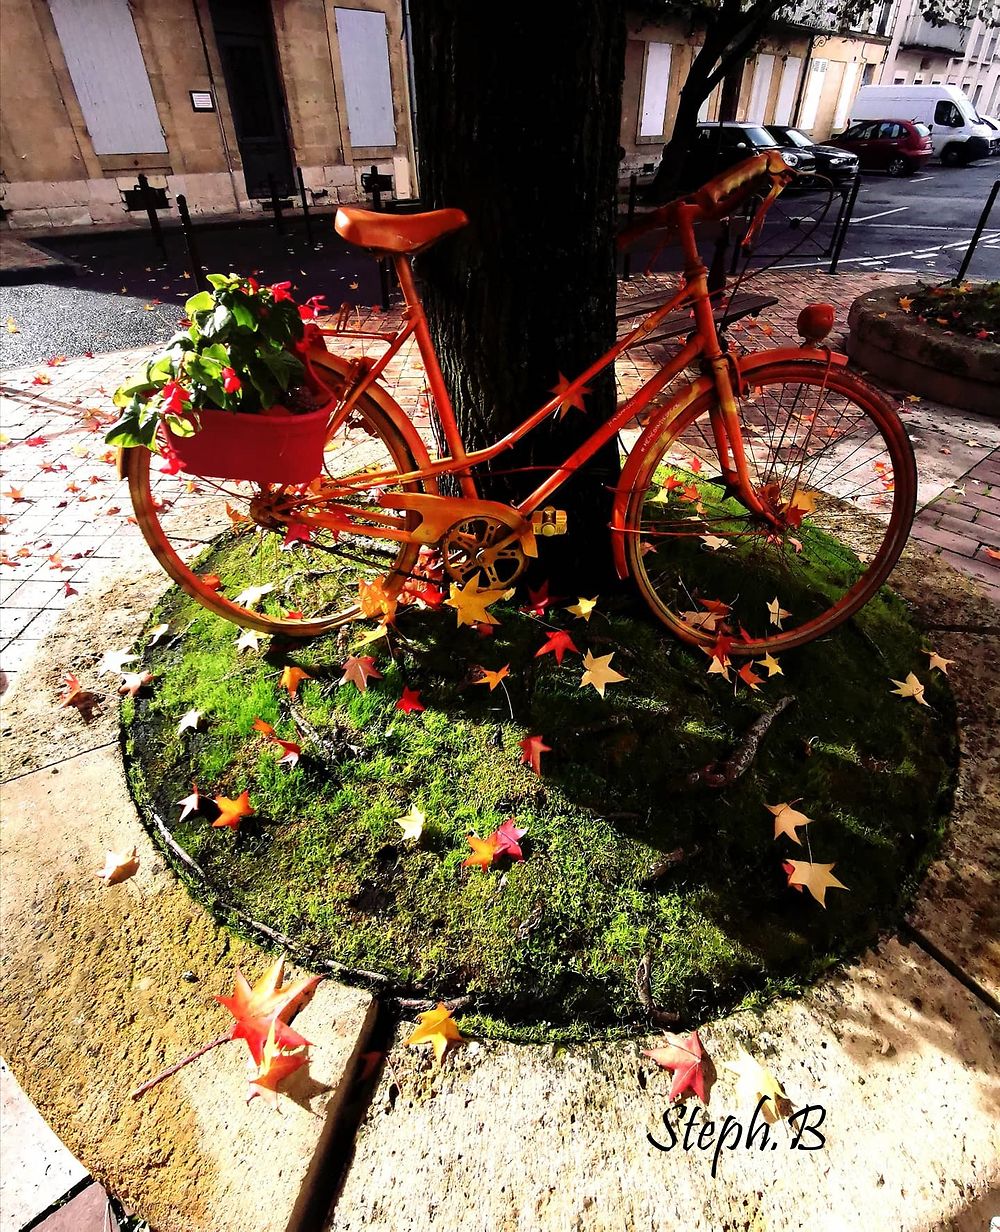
[162,397,334,486]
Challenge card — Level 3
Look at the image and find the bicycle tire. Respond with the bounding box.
[623,360,917,654]
[124,392,424,636]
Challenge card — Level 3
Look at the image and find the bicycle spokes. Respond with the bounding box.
[629,365,914,651]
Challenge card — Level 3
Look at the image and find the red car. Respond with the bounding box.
[828,119,934,176]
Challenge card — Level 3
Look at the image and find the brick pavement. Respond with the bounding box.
[1,268,998,704]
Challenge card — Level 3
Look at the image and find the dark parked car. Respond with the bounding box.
[673,122,817,191]
[765,125,859,185]
[826,119,933,176]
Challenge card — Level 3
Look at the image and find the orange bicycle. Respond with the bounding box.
[122,152,917,654]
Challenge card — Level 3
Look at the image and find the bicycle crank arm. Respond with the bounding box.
[380,492,538,556]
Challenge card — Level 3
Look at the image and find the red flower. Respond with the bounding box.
[298,294,328,321]
[221,367,241,394]
[269,281,293,303]
[160,380,190,415]
[247,276,260,293]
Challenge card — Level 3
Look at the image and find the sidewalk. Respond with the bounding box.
[0,268,998,1229]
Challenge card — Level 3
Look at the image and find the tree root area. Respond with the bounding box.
[122,579,955,1044]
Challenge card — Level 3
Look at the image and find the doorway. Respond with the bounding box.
[208,0,294,198]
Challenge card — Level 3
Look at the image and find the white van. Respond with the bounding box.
[850,84,992,166]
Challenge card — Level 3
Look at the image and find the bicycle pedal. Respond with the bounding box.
[531,507,568,537]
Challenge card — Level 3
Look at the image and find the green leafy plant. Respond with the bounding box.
[105,275,328,451]
[907,279,999,343]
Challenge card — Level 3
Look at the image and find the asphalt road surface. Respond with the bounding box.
[757,157,1000,280]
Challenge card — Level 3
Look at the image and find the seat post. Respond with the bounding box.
[391,256,478,500]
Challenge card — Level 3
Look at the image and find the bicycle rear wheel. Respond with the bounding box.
[624,360,916,654]
[124,394,423,635]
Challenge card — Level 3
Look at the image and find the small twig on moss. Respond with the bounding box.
[635,954,680,1028]
[683,695,795,789]
[392,994,473,1015]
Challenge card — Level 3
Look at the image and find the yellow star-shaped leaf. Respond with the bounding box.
[236,628,260,653]
[354,623,389,648]
[766,801,814,845]
[758,652,782,677]
[95,846,139,885]
[403,1002,465,1064]
[767,597,792,629]
[395,805,425,842]
[706,655,731,681]
[898,295,913,312]
[233,582,274,608]
[784,859,849,906]
[700,534,730,551]
[724,1050,788,1124]
[889,672,928,706]
[567,596,597,622]
[550,372,592,419]
[444,575,505,628]
[925,649,953,675]
[580,649,627,698]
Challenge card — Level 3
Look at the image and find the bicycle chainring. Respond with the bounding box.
[441,516,528,589]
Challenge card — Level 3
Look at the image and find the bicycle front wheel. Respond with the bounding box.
[624,360,917,654]
[124,394,423,635]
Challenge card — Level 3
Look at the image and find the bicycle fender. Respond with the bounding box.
[305,345,439,493]
[610,348,851,579]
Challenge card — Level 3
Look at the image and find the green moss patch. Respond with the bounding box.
[123,563,955,1043]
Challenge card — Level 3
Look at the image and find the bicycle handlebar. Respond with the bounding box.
[617,151,796,252]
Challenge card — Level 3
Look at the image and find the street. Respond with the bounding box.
[770,158,1000,280]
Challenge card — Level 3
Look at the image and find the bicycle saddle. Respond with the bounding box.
[335,207,469,254]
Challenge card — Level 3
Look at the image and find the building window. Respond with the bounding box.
[334,7,396,148]
[47,0,166,154]
[797,57,828,131]
[913,75,925,84]
[638,42,672,139]
[861,62,876,87]
[931,76,943,84]
[894,73,907,84]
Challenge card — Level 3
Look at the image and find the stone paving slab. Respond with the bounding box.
[0,740,374,1232]
[329,937,999,1232]
[0,1059,88,1232]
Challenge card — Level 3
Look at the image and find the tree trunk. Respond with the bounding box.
[408,0,626,590]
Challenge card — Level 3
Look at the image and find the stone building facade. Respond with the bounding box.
[619,3,894,174]
[0,0,416,230]
[879,0,1000,116]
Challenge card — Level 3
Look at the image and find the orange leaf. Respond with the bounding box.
[216,956,321,1064]
[279,665,312,697]
[212,790,254,829]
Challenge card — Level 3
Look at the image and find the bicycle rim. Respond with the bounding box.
[625,361,917,654]
[125,396,422,635]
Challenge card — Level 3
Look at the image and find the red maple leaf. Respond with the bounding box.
[519,734,551,776]
[534,629,580,665]
[341,655,383,692]
[396,686,425,714]
[215,957,321,1064]
[522,581,552,617]
[490,818,527,861]
[642,1029,707,1103]
[702,633,735,666]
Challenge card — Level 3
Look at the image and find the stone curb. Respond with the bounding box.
[847,284,1000,415]
[0,563,378,1232]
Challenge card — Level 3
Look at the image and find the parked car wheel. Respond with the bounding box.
[941,144,963,167]
[887,154,910,177]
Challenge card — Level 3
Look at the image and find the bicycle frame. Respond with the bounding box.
[311,199,843,554]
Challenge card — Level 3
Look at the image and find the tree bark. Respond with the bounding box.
[408,0,626,589]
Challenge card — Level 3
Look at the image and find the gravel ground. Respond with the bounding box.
[0,218,385,367]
